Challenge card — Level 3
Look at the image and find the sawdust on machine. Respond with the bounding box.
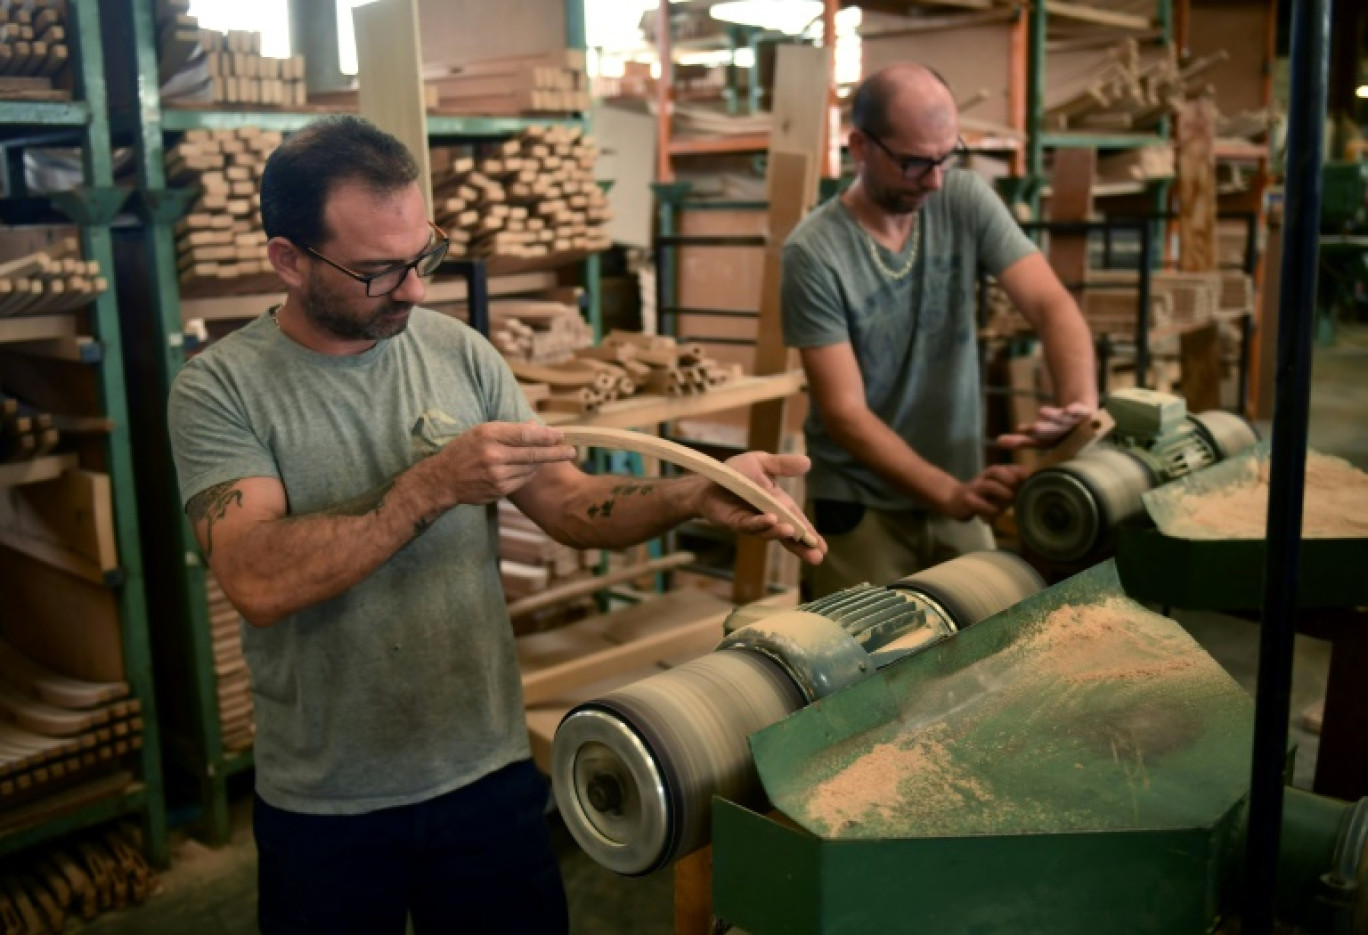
[797,596,1239,839]
[1162,452,1368,540]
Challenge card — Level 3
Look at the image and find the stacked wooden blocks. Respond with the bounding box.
[498,501,599,604]
[0,638,142,810]
[154,0,200,84]
[489,299,593,365]
[0,0,70,99]
[204,573,252,754]
[509,330,742,417]
[432,125,612,262]
[199,29,307,107]
[1045,41,1231,134]
[426,50,589,116]
[167,127,282,286]
[0,823,154,927]
[0,240,107,318]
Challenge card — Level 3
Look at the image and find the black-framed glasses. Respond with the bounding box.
[295,220,451,297]
[860,128,967,181]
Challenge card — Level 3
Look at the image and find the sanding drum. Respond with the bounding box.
[1017,409,1260,565]
[552,551,1044,875]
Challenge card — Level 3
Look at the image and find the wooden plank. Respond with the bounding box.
[0,314,76,346]
[520,593,730,706]
[557,426,817,548]
[1046,147,1096,287]
[0,639,126,710]
[0,454,76,490]
[0,470,118,583]
[0,548,124,683]
[1178,320,1222,412]
[1030,409,1116,474]
[1175,98,1218,273]
[1047,1,1150,30]
[506,552,696,619]
[354,0,432,216]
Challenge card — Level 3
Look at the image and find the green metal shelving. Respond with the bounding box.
[1025,0,1174,224]
[104,0,597,845]
[0,0,167,867]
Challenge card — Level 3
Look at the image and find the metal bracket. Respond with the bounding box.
[126,187,199,224]
[49,186,132,227]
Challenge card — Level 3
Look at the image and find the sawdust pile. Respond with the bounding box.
[803,731,992,833]
[1163,453,1368,540]
[1012,599,1208,685]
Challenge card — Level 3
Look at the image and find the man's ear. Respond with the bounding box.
[267,237,306,288]
[847,129,867,166]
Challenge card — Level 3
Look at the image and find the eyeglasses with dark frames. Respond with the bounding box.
[859,128,967,181]
[294,220,451,297]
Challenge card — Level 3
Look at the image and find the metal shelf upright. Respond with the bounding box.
[0,0,166,866]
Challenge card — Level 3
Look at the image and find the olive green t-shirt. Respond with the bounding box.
[168,308,537,815]
[781,170,1037,512]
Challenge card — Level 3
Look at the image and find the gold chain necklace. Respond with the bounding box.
[863,218,921,281]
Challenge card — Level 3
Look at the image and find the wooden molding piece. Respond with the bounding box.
[506,552,695,619]
[557,426,818,548]
[1030,409,1117,474]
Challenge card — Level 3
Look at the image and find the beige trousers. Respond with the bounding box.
[802,502,996,599]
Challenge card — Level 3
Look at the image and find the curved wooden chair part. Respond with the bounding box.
[557,426,819,548]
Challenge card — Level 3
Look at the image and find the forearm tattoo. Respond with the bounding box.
[186,481,243,558]
[586,481,662,521]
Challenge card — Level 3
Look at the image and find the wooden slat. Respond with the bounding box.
[506,552,696,619]
[0,454,76,490]
[353,0,432,216]
[0,470,117,582]
[0,548,124,683]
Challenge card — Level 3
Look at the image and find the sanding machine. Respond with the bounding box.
[551,553,1368,934]
[1016,388,1259,565]
[552,550,1045,876]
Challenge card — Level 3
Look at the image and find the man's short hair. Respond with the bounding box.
[260,116,419,247]
[851,66,953,138]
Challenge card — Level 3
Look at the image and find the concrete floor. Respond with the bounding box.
[68,341,1366,934]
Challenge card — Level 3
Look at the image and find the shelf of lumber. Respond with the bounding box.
[667,132,770,157]
[539,370,805,430]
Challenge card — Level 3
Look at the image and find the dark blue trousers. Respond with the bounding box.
[254,759,568,934]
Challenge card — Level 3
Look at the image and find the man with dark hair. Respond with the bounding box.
[168,115,825,934]
[783,64,1097,598]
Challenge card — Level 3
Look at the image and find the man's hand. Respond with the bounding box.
[696,452,827,565]
[427,422,579,507]
[941,464,1027,521]
[997,402,1095,451]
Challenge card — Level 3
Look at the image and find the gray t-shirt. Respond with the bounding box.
[782,170,1037,512]
[168,308,537,815]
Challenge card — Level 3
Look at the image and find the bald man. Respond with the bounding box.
[782,64,1098,598]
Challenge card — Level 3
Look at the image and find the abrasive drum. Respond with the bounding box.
[892,550,1045,630]
[553,649,804,875]
[1016,448,1154,564]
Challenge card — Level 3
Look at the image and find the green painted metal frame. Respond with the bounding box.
[108,0,599,845]
[0,0,168,867]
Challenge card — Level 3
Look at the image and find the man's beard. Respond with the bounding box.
[868,175,928,216]
[301,270,414,342]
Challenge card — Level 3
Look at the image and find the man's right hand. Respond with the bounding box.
[941,464,1026,521]
[429,422,579,506]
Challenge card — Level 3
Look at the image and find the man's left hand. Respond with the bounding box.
[997,401,1095,450]
[697,452,827,565]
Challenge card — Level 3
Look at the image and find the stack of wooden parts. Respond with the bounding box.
[425,50,589,116]
[0,638,141,810]
[509,330,743,417]
[0,240,107,318]
[205,572,252,753]
[155,0,200,84]
[197,28,307,107]
[0,395,57,463]
[167,127,283,287]
[1045,40,1229,134]
[489,299,593,365]
[1085,270,1221,335]
[1094,144,1174,186]
[497,501,599,605]
[0,823,154,929]
[0,0,70,100]
[431,124,612,262]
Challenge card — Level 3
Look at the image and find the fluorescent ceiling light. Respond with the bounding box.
[1357,84,1368,99]
[710,0,823,36]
